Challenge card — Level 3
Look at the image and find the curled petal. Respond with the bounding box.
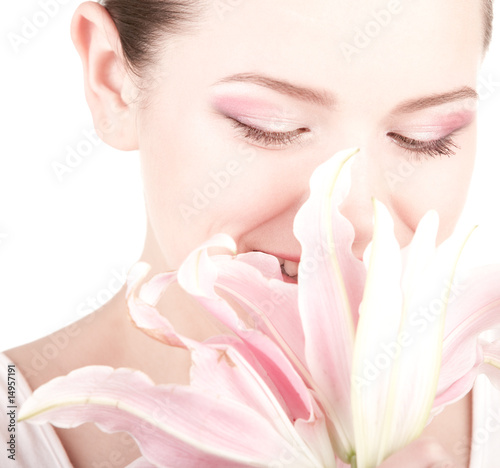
[212,253,306,368]
[126,261,193,349]
[126,249,316,425]
[177,234,237,298]
[19,366,319,468]
[294,148,365,458]
[437,265,500,403]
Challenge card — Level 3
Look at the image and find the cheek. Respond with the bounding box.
[139,115,299,266]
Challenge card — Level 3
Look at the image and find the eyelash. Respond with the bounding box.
[229,118,309,148]
[386,132,460,159]
[229,117,460,159]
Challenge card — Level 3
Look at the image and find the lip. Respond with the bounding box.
[268,252,301,264]
[260,251,300,284]
[280,269,298,284]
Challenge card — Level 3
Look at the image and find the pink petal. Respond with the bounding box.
[191,338,299,428]
[176,242,321,423]
[436,265,500,402]
[433,336,500,409]
[19,366,314,468]
[177,233,237,298]
[125,457,156,468]
[190,341,335,466]
[211,253,306,368]
[126,261,194,349]
[293,149,366,456]
[127,254,315,427]
[482,337,500,390]
[185,289,314,422]
[294,400,338,468]
[235,251,285,280]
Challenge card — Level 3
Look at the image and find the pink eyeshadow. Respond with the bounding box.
[434,111,476,132]
[212,95,291,120]
[394,111,476,140]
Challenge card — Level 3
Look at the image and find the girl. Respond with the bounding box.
[2,0,499,466]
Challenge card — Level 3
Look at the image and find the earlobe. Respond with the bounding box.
[70,1,139,151]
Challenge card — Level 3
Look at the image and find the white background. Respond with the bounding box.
[1,1,499,350]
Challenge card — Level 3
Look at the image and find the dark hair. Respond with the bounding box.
[100,0,495,83]
[484,0,495,52]
[98,0,205,97]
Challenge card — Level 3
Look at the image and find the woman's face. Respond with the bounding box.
[134,0,483,277]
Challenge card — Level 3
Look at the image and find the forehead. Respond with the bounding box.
[156,0,483,112]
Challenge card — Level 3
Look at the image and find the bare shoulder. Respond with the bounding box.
[5,311,101,390]
[5,309,142,468]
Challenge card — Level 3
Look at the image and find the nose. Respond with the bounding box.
[284,146,389,261]
[240,148,388,262]
[290,146,388,261]
[337,148,385,260]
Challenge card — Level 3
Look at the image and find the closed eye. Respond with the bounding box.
[229,115,461,157]
[387,131,459,159]
[228,117,310,148]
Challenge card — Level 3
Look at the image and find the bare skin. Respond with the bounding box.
[7,0,486,466]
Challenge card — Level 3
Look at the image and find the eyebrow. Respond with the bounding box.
[216,73,478,113]
[392,86,479,113]
[215,72,336,108]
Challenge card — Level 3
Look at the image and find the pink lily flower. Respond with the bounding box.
[19,149,500,468]
[18,248,336,467]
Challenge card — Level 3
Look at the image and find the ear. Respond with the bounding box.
[70,1,139,150]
